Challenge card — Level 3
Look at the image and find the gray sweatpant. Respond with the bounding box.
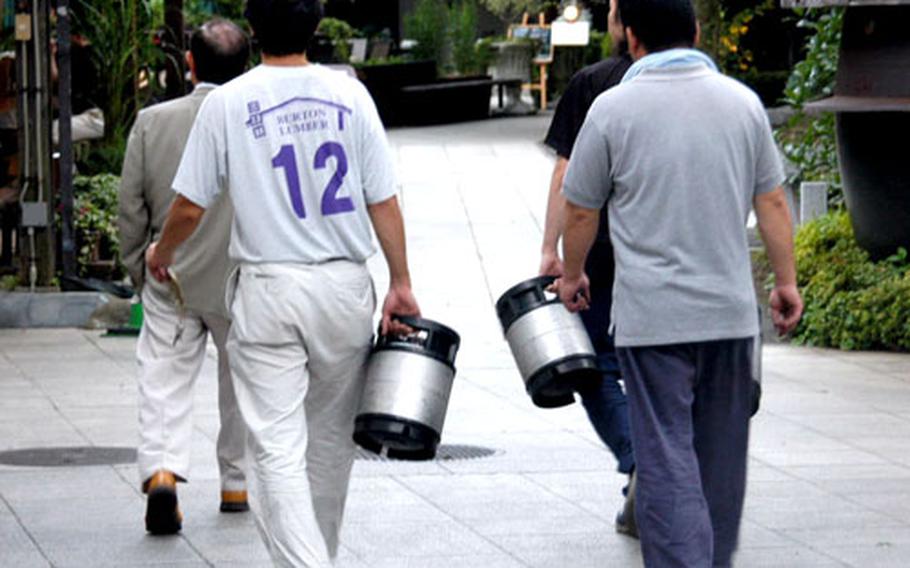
[617,339,753,568]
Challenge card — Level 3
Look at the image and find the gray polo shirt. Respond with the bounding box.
[563,64,784,347]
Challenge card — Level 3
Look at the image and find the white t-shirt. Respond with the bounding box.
[172,64,397,264]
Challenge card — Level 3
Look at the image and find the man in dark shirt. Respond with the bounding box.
[539,0,636,537]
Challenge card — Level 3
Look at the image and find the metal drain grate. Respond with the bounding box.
[0,446,137,467]
[355,444,499,462]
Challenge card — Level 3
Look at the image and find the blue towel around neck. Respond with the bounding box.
[620,48,718,84]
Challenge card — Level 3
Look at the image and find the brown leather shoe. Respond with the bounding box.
[220,490,249,513]
[144,470,182,535]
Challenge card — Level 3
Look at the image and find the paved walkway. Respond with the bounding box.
[2,116,910,567]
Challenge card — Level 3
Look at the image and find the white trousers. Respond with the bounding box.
[136,285,247,491]
[227,262,374,568]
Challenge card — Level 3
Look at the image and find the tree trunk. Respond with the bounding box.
[164,0,186,100]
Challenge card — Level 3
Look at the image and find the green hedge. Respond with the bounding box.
[793,211,910,351]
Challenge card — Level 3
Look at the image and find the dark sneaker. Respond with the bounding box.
[615,471,638,539]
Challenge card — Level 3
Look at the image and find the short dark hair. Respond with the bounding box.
[190,19,250,85]
[244,0,324,57]
[616,0,697,53]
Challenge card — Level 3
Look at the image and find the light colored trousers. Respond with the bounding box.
[227,262,375,567]
[136,285,247,491]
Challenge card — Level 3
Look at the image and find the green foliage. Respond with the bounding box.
[319,17,357,63]
[478,0,557,22]
[776,8,844,205]
[0,274,19,292]
[355,55,409,67]
[405,0,491,76]
[151,0,246,26]
[584,30,613,66]
[777,113,842,205]
[703,0,774,78]
[474,37,498,75]
[792,211,910,351]
[783,8,843,106]
[451,1,481,75]
[406,0,449,64]
[76,140,127,180]
[71,174,124,278]
[74,0,160,174]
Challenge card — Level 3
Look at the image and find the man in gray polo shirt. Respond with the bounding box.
[556,0,803,565]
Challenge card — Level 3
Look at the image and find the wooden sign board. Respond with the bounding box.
[509,24,554,64]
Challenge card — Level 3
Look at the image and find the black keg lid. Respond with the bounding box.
[373,315,461,369]
[495,275,560,333]
[353,413,440,461]
[526,355,599,409]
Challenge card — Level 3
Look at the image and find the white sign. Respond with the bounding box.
[551,21,591,47]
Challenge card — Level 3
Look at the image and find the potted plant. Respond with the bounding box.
[71,174,123,279]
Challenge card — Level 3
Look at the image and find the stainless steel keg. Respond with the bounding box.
[353,316,461,461]
[496,276,599,408]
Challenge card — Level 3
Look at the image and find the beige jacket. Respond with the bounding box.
[118,84,234,318]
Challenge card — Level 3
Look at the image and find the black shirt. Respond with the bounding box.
[543,53,632,291]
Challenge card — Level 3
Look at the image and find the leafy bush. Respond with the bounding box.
[584,30,613,67]
[0,274,19,292]
[451,1,481,75]
[792,211,910,351]
[74,0,160,175]
[775,8,844,206]
[406,0,449,64]
[405,0,492,76]
[71,174,124,278]
[478,0,558,22]
[319,17,357,63]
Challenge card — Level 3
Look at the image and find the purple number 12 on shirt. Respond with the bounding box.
[271,142,353,219]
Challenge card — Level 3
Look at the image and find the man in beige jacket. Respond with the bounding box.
[118,19,250,535]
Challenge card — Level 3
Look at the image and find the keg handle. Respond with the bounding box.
[511,276,560,310]
[391,314,425,332]
[377,314,429,346]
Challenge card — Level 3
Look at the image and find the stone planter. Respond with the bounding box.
[356,60,437,126]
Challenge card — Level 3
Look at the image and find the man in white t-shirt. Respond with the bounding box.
[146,1,420,564]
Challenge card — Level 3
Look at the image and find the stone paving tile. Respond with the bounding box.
[346,495,451,525]
[750,448,890,468]
[522,470,628,522]
[367,555,527,568]
[732,546,848,567]
[9,497,206,567]
[785,525,910,549]
[340,518,504,559]
[745,460,797,483]
[0,467,136,505]
[815,476,910,497]
[0,501,50,567]
[492,531,643,568]
[784,412,910,440]
[37,533,204,568]
[183,520,271,564]
[397,472,565,508]
[744,494,902,531]
[821,544,910,568]
[785,463,910,482]
[466,505,611,537]
[736,519,799,549]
